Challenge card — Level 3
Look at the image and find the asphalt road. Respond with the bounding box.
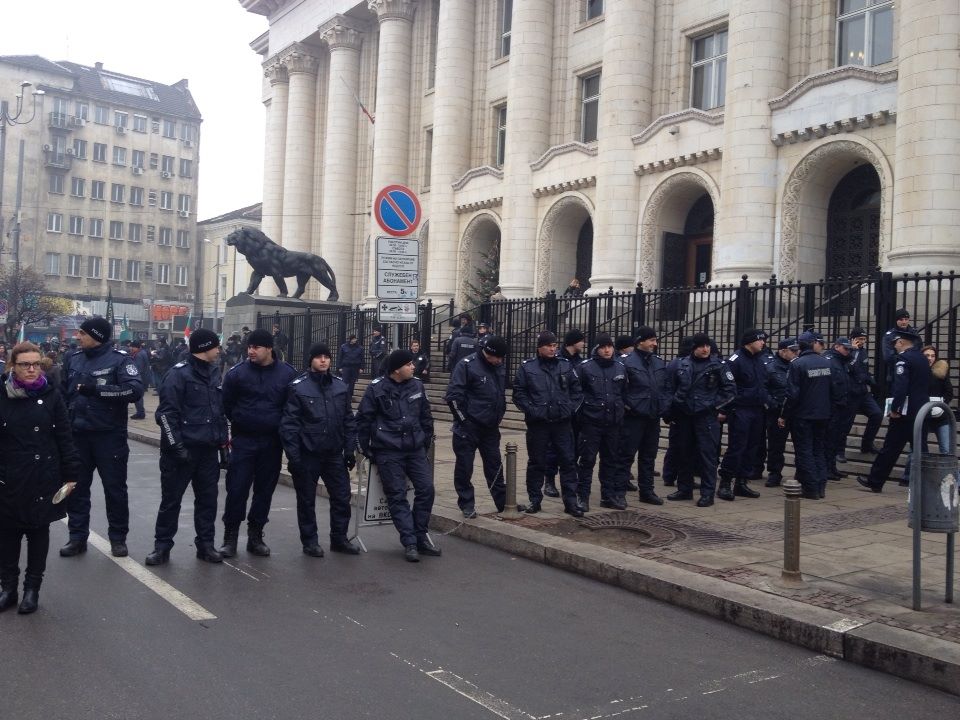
[0,440,957,719]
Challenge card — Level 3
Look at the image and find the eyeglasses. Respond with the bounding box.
[15,361,42,369]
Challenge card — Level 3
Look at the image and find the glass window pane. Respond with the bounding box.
[716,30,727,55]
[693,36,709,62]
[692,64,711,109]
[503,0,512,32]
[870,7,894,65]
[838,16,866,66]
[715,57,726,108]
[840,0,867,15]
[584,74,601,98]
[582,101,598,142]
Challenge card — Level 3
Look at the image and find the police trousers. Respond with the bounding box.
[222,433,283,530]
[791,419,828,494]
[525,420,578,506]
[616,415,660,496]
[292,452,353,544]
[452,424,505,512]
[673,413,721,498]
[375,449,434,547]
[719,406,764,480]
[577,421,620,501]
[154,446,219,550]
[67,430,130,543]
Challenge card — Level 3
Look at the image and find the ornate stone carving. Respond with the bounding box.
[367,0,418,23]
[535,195,593,295]
[278,43,320,75]
[455,197,503,214]
[772,111,896,146]
[635,149,722,176]
[632,108,724,146]
[532,177,596,198]
[768,66,898,111]
[638,171,721,289]
[779,139,889,282]
[319,15,365,51]
[451,165,504,191]
[530,142,598,171]
[263,59,288,85]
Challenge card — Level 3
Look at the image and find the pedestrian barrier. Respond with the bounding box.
[501,442,522,519]
[909,400,958,610]
[780,475,804,588]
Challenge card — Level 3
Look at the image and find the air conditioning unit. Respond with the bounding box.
[43,144,51,151]
[178,210,190,218]
[115,126,126,135]
[71,116,85,128]
[161,171,172,179]
[132,166,143,175]
[67,148,75,156]
[182,139,192,148]
[156,321,170,330]
[184,293,195,301]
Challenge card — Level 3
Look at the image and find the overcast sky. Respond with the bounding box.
[2,0,268,219]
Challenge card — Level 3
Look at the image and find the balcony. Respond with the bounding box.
[48,112,73,130]
[43,146,72,170]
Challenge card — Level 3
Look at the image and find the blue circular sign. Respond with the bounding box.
[374,184,422,238]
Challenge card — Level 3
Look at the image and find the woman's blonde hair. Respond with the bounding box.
[7,341,42,372]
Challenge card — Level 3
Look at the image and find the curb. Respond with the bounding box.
[128,428,959,696]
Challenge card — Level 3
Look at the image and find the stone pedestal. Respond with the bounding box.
[223,293,348,336]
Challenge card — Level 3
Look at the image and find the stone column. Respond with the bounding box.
[319,16,365,303]
[713,1,790,283]
[363,0,418,305]
[261,60,288,248]
[498,0,554,297]
[889,2,960,273]
[280,44,320,257]
[423,0,475,303]
[589,0,655,293]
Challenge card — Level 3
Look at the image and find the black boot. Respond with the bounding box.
[145,546,170,566]
[625,474,639,491]
[59,539,87,557]
[196,543,224,563]
[564,503,584,518]
[542,478,560,498]
[17,588,39,615]
[246,524,270,557]
[733,478,760,498]
[717,477,735,501]
[599,496,626,510]
[0,587,17,612]
[696,495,715,507]
[764,474,782,488]
[667,490,694,501]
[330,537,361,555]
[302,543,325,558]
[219,527,239,559]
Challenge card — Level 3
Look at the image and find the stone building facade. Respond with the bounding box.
[244,0,960,305]
[0,56,202,310]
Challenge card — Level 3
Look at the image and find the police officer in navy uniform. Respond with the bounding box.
[447,323,478,369]
[369,327,388,377]
[513,331,584,516]
[665,333,736,506]
[356,349,438,562]
[147,329,229,565]
[617,327,670,506]
[858,328,932,493]
[783,331,838,499]
[410,339,431,382]
[336,334,363,397]
[128,339,152,419]
[847,327,883,455]
[762,338,797,487]
[60,317,143,559]
[881,309,913,383]
[717,329,770,501]
[219,329,298,558]
[281,343,361,556]
[444,336,509,518]
[577,334,627,511]
[823,337,856,480]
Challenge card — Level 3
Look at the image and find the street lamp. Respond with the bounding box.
[0,81,45,267]
[203,237,221,335]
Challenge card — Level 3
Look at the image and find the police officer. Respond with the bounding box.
[561,329,586,364]
[410,339,431,382]
[617,327,670,506]
[513,331,584,516]
[281,343,361,556]
[476,322,491,349]
[763,338,797,487]
[219,329,298,558]
[542,328,588,497]
[783,331,838,499]
[858,328,931,493]
[447,323,478,368]
[665,333,735,506]
[847,327,883,456]
[823,337,856,480]
[882,309,913,382]
[717,329,770,501]
[128,339,152,419]
[147,329,229,565]
[336,334,364,397]
[577,334,627,511]
[59,317,144,559]
[615,335,635,360]
[444,336,509,518]
[356,349,438,562]
[661,336,696,489]
[369,327,388,377]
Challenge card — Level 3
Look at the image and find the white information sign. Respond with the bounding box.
[378,300,418,324]
[360,460,414,526]
[376,236,419,300]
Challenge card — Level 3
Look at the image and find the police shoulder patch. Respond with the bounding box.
[114,348,129,355]
[371,377,383,384]
[896,364,905,375]
[725,371,735,381]
[729,353,739,361]
[173,361,187,369]
[125,363,139,376]
[463,356,474,363]
[291,375,307,385]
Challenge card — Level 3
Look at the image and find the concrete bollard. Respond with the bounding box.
[501,442,522,519]
[780,475,805,587]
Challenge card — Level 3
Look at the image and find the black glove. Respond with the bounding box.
[77,383,97,397]
[172,443,190,463]
[359,444,372,460]
[344,453,356,472]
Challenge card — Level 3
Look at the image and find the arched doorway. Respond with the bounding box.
[826,165,880,278]
[575,218,593,293]
[536,195,593,294]
[458,214,501,306]
[661,193,714,289]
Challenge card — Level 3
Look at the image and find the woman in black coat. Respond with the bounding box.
[0,342,80,615]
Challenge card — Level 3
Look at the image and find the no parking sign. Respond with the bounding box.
[373,184,421,238]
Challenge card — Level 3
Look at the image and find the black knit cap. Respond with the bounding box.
[537,330,558,347]
[189,328,220,353]
[635,326,657,343]
[895,308,910,320]
[594,333,614,347]
[690,333,712,349]
[740,328,767,345]
[563,329,585,346]
[80,317,112,343]
[309,343,332,360]
[849,327,867,339]
[246,328,274,348]
[614,335,635,352]
[483,335,508,357]
[387,349,415,374]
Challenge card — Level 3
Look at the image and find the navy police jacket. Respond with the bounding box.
[156,356,228,448]
[280,371,357,464]
[889,345,933,420]
[356,376,434,455]
[221,355,297,436]
[577,355,627,426]
[622,349,670,418]
[764,354,792,409]
[336,342,363,370]
[823,349,854,408]
[448,330,478,368]
[444,351,507,428]
[512,355,583,424]
[670,354,736,416]
[725,347,771,409]
[369,336,388,362]
[61,342,144,433]
[783,350,836,421]
[849,347,875,396]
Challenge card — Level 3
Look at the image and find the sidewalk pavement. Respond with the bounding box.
[128,390,960,695]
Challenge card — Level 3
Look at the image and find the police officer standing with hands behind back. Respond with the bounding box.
[147,329,229,565]
[60,317,143,559]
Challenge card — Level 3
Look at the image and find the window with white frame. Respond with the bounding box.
[89,218,104,238]
[113,146,127,166]
[73,139,87,159]
[71,177,85,197]
[175,265,188,286]
[161,155,175,174]
[67,254,82,277]
[94,105,109,124]
[837,0,894,67]
[69,216,84,236]
[111,183,125,203]
[423,129,433,189]
[178,194,191,214]
[114,111,128,129]
[160,191,173,210]
[162,119,176,138]
[93,143,107,163]
[158,227,173,246]
[109,220,124,240]
[498,0,513,58]
[133,115,147,133]
[75,102,88,121]
[126,259,141,282]
[87,256,102,278]
[427,0,440,89]
[130,187,144,206]
[49,173,64,194]
[108,257,122,280]
[495,105,508,167]
[129,223,142,243]
[179,158,192,178]
[580,72,601,143]
[176,230,190,248]
[45,253,60,275]
[132,149,145,168]
[149,153,159,170]
[91,180,105,201]
[157,263,170,285]
[47,213,62,232]
[585,0,604,21]
[691,29,727,110]
[180,124,197,143]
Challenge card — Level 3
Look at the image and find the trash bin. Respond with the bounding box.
[907,452,960,533]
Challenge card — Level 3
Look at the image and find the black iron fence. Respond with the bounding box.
[260,271,959,394]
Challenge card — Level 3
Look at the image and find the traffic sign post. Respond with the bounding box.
[376,236,420,316]
[377,300,418,324]
[373,184,422,238]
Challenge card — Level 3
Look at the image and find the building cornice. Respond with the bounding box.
[530,142,598,171]
[240,0,291,17]
[277,42,321,75]
[452,165,503,191]
[632,108,724,146]
[532,176,596,198]
[771,111,896,146]
[635,149,721,176]
[769,65,898,111]
[319,14,366,51]
[263,58,288,84]
[455,197,503,214]
[367,0,418,23]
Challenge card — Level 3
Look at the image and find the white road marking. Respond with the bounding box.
[344,615,365,628]
[425,669,534,720]
[81,528,216,621]
[223,561,260,581]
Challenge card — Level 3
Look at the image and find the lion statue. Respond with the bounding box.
[225,227,339,301]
